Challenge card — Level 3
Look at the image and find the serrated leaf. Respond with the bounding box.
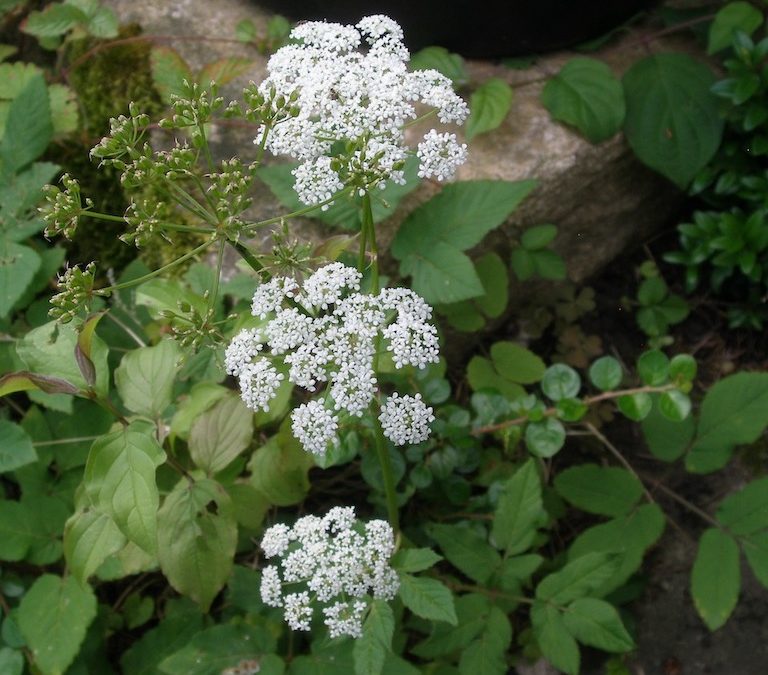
[542,57,625,143]
[708,2,763,54]
[48,84,78,135]
[86,6,118,38]
[429,524,501,584]
[0,500,33,560]
[562,598,634,652]
[691,528,740,630]
[392,180,536,304]
[18,574,97,675]
[354,600,394,675]
[716,478,768,536]
[398,574,457,625]
[189,393,253,474]
[536,552,620,604]
[492,459,543,555]
[150,46,193,103]
[554,464,643,517]
[623,54,722,188]
[391,548,442,573]
[458,607,512,675]
[22,3,86,37]
[115,340,182,418]
[466,78,513,140]
[157,479,238,611]
[0,419,36,472]
[687,372,768,473]
[0,73,51,175]
[64,508,126,584]
[532,603,580,675]
[0,241,39,318]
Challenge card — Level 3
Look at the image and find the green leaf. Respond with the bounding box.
[521,224,558,250]
[474,252,509,319]
[466,78,513,140]
[398,574,457,625]
[531,249,567,280]
[637,350,670,386]
[16,320,109,396]
[536,552,620,605]
[466,356,524,400]
[235,18,257,42]
[0,241,40,319]
[0,419,36,472]
[641,399,695,461]
[86,6,118,38]
[562,598,634,652]
[150,46,193,103]
[510,246,535,280]
[158,622,275,675]
[617,392,652,421]
[64,508,126,584]
[532,603,580,675]
[391,548,442,573]
[743,532,768,589]
[541,57,625,143]
[84,422,166,554]
[658,390,691,422]
[541,364,581,401]
[716,478,768,536]
[412,593,491,659]
[429,524,501,585]
[22,3,86,37]
[410,46,468,86]
[525,417,566,458]
[458,607,512,675]
[189,393,253,474]
[392,180,536,304]
[554,464,644,517]
[354,600,394,675]
[247,425,314,506]
[0,500,33,560]
[490,341,546,385]
[687,372,768,473]
[589,356,623,391]
[115,340,182,418]
[492,459,544,555]
[623,53,722,188]
[708,2,764,54]
[48,84,78,136]
[669,353,697,384]
[18,574,97,675]
[198,58,253,87]
[157,479,237,611]
[121,611,205,675]
[691,528,740,630]
[0,74,52,175]
[0,648,23,675]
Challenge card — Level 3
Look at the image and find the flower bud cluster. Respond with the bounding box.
[41,174,93,239]
[256,14,469,206]
[90,102,149,168]
[260,506,399,638]
[49,262,96,323]
[225,263,438,455]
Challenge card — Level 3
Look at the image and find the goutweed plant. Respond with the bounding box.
[1,12,768,675]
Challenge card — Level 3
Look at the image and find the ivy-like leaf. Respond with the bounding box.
[623,53,722,188]
[157,478,237,611]
[541,57,625,143]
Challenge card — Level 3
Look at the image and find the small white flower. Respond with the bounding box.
[238,358,284,412]
[251,277,298,319]
[262,523,292,558]
[291,400,339,456]
[417,129,468,182]
[302,263,362,309]
[284,591,313,631]
[379,393,435,446]
[291,156,345,208]
[323,600,368,638]
[260,566,283,607]
[224,328,263,377]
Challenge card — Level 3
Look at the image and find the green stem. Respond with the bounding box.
[372,413,400,532]
[253,123,271,167]
[228,238,264,273]
[83,211,215,234]
[95,240,212,295]
[361,192,378,293]
[208,239,225,317]
[244,188,355,231]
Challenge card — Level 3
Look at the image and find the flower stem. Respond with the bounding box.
[361,192,378,293]
[373,413,400,532]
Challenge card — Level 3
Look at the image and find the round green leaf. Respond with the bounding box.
[658,390,692,422]
[623,53,723,188]
[555,398,588,422]
[525,418,566,458]
[541,364,581,401]
[617,392,652,421]
[588,356,623,391]
[669,353,697,384]
[637,350,670,386]
[542,57,625,143]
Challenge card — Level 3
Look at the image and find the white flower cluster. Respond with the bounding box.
[225,263,439,455]
[260,507,399,638]
[257,14,469,205]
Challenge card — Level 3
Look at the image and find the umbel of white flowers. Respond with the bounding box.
[260,507,399,638]
[257,14,469,206]
[225,263,438,455]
